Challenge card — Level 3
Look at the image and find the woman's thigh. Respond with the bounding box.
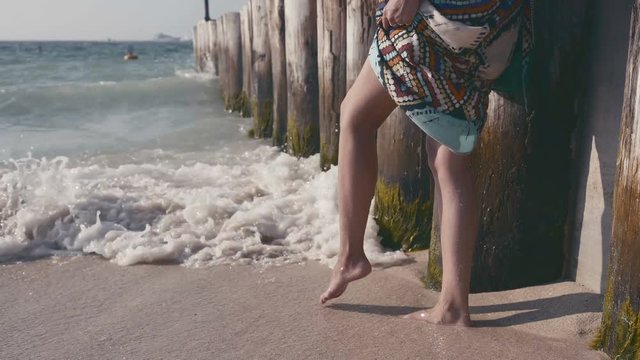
[340,61,397,132]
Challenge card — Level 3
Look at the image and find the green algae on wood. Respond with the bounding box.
[375,108,433,252]
[220,12,243,116]
[592,292,640,359]
[320,142,339,171]
[424,210,443,290]
[591,174,640,359]
[251,98,273,138]
[239,92,252,117]
[319,132,340,171]
[224,92,249,115]
[287,119,319,158]
[374,180,433,251]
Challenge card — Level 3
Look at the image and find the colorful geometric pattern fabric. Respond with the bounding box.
[370,0,533,154]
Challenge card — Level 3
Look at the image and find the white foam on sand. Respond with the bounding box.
[0,146,407,268]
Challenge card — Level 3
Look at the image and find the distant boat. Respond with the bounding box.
[152,33,182,42]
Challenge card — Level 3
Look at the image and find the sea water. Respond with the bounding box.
[0,41,406,267]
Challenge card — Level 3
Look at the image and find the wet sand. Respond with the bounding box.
[0,252,609,360]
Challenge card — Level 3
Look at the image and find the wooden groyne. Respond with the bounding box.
[194,3,640,343]
[251,0,274,138]
[268,0,287,147]
[208,20,219,76]
[317,0,346,169]
[222,13,243,113]
[240,5,253,117]
[215,17,225,86]
[192,22,206,72]
[284,0,319,157]
[345,0,378,88]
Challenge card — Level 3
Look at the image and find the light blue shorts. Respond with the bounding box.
[367,40,480,155]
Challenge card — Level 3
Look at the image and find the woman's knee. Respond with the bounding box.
[340,98,376,134]
[427,139,472,178]
[432,148,473,182]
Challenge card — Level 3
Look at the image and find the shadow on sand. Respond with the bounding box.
[328,290,603,327]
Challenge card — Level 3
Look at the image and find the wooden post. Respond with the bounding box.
[268,0,288,148]
[317,0,347,170]
[251,0,274,138]
[216,16,226,95]
[346,0,378,88]
[423,0,593,292]
[192,25,199,71]
[374,109,433,251]
[222,12,244,113]
[593,1,640,357]
[284,0,319,157]
[472,97,530,290]
[198,21,210,72]
[346,0,432,251]
[208,20,219,76]
[196,22,202,71]
[240,5,253,117]
[204,21,212,70]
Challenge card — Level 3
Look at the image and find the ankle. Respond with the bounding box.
[338,249,367,262]
[435,298,469,314]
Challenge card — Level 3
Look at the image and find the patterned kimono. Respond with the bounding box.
[369,0,534,154]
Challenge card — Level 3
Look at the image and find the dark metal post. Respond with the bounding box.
[204,0,211,21]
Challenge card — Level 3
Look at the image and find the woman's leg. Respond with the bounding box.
[404,136,479,326]
[320,61,397,304]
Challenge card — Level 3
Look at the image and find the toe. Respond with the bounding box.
[320,293,328,304]
[320,283,346,305]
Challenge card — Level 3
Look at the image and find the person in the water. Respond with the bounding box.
[320,0,531,328]
[124,45,138,60]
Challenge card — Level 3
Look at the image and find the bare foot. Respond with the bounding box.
[320,255,372,304]
[402,303,471,327]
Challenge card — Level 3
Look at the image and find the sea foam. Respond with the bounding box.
[0,146,407,268]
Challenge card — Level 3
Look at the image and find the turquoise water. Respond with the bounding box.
[0,41,238,160]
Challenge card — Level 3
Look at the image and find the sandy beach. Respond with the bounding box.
[1,252,608,360]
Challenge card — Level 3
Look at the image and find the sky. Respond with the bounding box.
[0,0,244,41]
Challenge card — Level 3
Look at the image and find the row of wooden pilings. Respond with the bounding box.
[194,1,640,357]
[194,0,377,156]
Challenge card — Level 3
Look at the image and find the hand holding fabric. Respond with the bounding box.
[381,0,420,29]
